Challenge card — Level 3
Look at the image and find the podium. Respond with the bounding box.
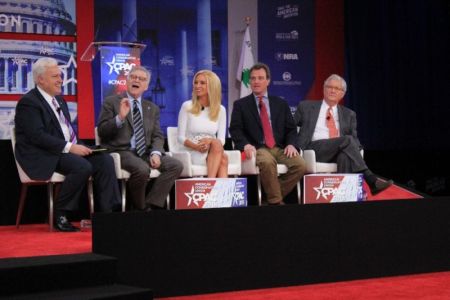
[80,41,146,62]
[79,41,147,124]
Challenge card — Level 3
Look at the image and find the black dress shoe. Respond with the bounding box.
[54,216,80,232]
[370,179,394,195]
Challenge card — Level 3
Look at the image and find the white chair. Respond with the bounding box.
[241,154,302,206]
[94,128,168,210]
[303,149,364,174]
[10,127,93,231]
[166,126,241,177]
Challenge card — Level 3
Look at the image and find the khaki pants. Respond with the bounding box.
[256,147,306,204]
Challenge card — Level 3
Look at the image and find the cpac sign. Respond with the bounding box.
[105,55,137,75]
[304,174,365,204]
[176,178,247,209]
[0,14,22,28]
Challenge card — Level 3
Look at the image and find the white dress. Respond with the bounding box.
[177,100,226,165]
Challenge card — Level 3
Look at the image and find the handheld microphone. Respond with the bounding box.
[201,106,205,111]
[326,116,330,120]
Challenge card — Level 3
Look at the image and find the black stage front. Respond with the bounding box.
[92,197,450,297]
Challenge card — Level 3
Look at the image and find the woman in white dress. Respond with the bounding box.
[177,70,228,178]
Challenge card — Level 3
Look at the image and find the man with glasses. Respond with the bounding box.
[97,66,182,211]
[294,74,393,195]
[230,63,306,205]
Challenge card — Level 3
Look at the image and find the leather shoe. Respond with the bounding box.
[54,216,80,232]
[370,179,394,195]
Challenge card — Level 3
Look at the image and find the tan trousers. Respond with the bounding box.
[256,147,306,204]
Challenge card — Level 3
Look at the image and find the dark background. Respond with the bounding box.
[1,0,449,225]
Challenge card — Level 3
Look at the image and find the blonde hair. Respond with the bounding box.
[190,70,222,121]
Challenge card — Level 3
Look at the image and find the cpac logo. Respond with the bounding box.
[275,53,299,61]
[105,56,136,75]
[108,79,126,85]
[313,181,343,200]
[184,187,211,207]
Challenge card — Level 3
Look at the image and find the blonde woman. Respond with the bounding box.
[177,70,228,177]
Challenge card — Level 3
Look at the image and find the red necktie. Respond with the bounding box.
[258,96,275,148]
[326,106,339,138]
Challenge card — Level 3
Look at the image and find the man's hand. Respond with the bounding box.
[283,144,299,158]
[243,144,257,159]
[118,98,131,121]
[150,154,161,169]
[69,144,92,156]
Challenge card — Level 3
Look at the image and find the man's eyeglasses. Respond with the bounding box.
[129,74,148,81]
[325,85,345,92]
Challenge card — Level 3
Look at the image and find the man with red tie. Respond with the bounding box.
[294,74,393,195]
[230,63,305,205]
[14,57,121,231]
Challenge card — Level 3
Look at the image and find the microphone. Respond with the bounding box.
[56,107,61,113]
[201,106,205,111]
[326,116,330,120]
[122,23,140,43]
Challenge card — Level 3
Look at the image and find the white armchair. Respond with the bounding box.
[241,154,301,206]
[11,127,93,231]
[166,127,241,177]
[303,149,364,174]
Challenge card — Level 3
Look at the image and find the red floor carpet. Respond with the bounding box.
[158,271,450,300]
[0,223,91,259]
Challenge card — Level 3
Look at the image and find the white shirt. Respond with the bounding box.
[312,100,340,141]
[37,86,72,153]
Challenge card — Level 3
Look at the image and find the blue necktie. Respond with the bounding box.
[51,98,77,144]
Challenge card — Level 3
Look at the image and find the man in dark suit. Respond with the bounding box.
[14,57,121,232]
[294,74,393,195]
[97,66,183,211]
[230,63,305,205]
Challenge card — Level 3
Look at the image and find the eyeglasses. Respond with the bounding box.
[325,85,345,92]
[129,74,148,81]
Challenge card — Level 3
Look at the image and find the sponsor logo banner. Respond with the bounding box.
[175,178,247,209]
[304,174,365,204]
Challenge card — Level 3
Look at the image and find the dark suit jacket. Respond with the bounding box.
[14,88,73,180]
[97,94,165,154]
[229,94,298,150]
[294,100,361,150]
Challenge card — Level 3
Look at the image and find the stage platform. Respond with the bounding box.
[92,197,450,298]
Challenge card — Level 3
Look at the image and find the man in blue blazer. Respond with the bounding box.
[230,63,305,205]
[14,57,121,231]
[294,74,393,195]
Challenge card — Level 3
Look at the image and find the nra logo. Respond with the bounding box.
[275,53,299,61]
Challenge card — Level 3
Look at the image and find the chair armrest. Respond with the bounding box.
[303,149,317,174]
[170,151,193,177]
[108,152,124,178]
[225,150,242,176]
[241,155,258,175]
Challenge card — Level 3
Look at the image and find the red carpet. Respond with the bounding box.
[159,271,450,300]
[0,223,91,259]
[365,182,423,201]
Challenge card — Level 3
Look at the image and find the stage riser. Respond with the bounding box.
[0,253,153,299]
[92,198,450,297]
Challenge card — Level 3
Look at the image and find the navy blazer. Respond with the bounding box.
[229,94,298,150]
[294,100,361,150]
[14,88,75,180]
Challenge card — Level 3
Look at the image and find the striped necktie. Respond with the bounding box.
[51,98,77,143]
[133,99,146,157]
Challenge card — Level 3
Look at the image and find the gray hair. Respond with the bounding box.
[127,65,151,81]
[32,57,58,84]
[324,74,347,92]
